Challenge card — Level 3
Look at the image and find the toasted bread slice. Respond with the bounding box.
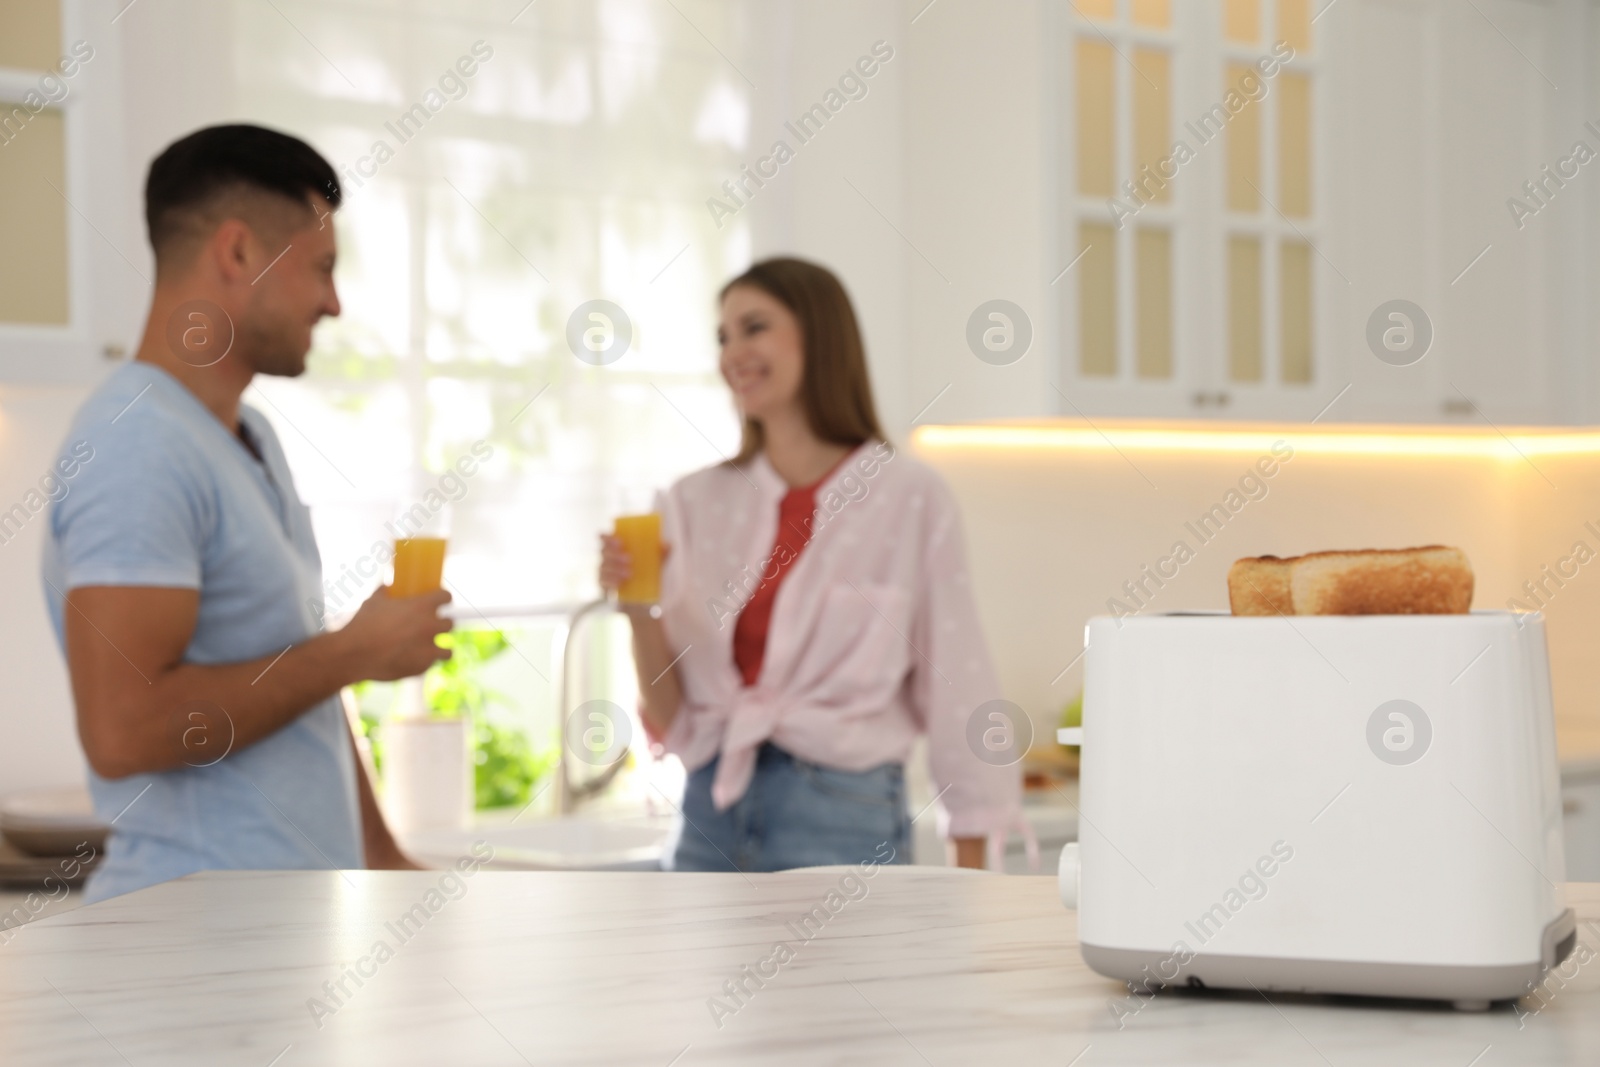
[1288,546,1473,615]
[1228,556,1295,616]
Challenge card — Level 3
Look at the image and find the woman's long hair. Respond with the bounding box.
[721,257,887,466]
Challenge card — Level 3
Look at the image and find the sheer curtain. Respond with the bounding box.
[231,0,753,615]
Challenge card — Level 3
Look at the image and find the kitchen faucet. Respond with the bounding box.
[556,597,630,814]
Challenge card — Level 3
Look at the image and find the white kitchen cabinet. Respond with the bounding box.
[1048,0,1592,426]
[0,0,140,385]
[1331,0,1583,427]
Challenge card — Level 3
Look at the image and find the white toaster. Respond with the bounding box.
[1057,610,1575,1010]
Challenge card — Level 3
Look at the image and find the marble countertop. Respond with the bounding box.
[1,868,1597,1065]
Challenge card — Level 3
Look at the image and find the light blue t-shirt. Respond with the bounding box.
[43,361,361,903]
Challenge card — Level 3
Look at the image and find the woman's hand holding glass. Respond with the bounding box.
[597,533,670,616]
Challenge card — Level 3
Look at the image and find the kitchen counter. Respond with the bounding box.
[1,869,1597,1065]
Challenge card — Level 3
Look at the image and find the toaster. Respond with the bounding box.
[1057,610,1575,1010]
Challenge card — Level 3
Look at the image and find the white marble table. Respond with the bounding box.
[1,869,1596,1065]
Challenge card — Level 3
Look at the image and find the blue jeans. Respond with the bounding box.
[669,743,911,872]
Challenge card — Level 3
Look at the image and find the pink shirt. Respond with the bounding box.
[655,440,1023,841]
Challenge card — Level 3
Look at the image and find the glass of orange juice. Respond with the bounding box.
[392,536,448,597]
[391,503,450,598]
[614,513,661,604]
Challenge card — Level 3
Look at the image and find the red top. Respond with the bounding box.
[732,453,850,687]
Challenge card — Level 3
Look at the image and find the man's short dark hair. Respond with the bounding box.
[144,124,341,268]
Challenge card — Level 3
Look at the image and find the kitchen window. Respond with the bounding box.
[224,0,752,812]
[231,0,753,611]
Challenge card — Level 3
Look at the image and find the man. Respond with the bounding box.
[43,124,451,902]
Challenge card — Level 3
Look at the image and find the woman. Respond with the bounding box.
[599,257,1021,871]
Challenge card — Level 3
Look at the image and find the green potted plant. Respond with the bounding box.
[356,628,557,826]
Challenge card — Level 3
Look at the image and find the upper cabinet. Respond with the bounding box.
[0,0,135,384]
[0,1,72,330]
[1048,0,1589,425]
[1328,0,1581,426]
[1060,0,1325,420]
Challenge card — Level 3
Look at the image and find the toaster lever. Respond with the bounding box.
[1058,842,1080,909]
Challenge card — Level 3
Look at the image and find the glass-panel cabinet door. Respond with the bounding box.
[0,0,125,384]
[0,1,71,328]
[1219,0,1320,412]
[0,109,70,326]
[1059,0,1191,417]
[1058,0,1330,419]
